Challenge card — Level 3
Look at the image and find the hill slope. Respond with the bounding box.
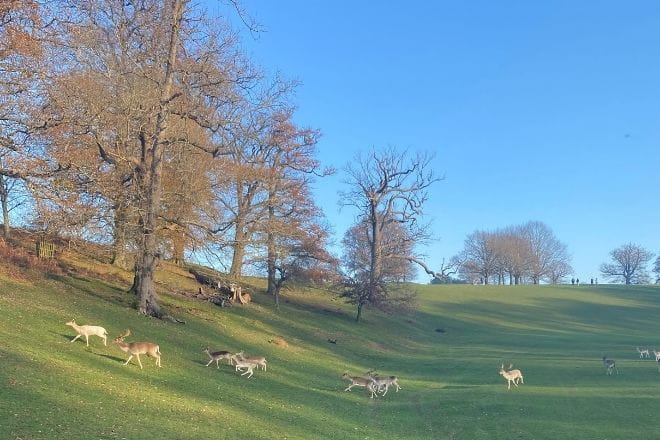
[1,250,660,439]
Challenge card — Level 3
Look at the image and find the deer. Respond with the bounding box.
[232,358,259,378]
[499,364,524,389]
[203,348,232,368]
[636,347,651,359]
[113,329,161,369]
[652,350,660,363]
[231,351,267,371]
[341,372,378,398]
[65,320,108,347]
[365,371,401,396]
[602,356,618,375]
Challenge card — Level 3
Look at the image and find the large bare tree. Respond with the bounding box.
[600,243,654,285]
[340,147,439,321]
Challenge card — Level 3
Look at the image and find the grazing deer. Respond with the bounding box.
[636,347,651,359]
[341,373,378,398]
[499,364,524,389]
[365,371,401,396]
[65,320,107,347]
[232,358,259,378]
[113,329,161,369]
[231,351,267,371]
[602,356,618,375]
[203,348,232,368]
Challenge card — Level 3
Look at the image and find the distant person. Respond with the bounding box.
[571,278,575,285]
[590,278,594,285]
[576,278,580,286]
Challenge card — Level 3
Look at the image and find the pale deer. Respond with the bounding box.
[65,320,108,347]
[113,329,161,369]
[499,364,524,389]
[365,371,401,396]
[636,347,651,359]
[203,348,232,368]
[233,358,259,378]
[341,372,378,398]
[652,350,660,363]
[231,351,267,371]
[602,356,618,375]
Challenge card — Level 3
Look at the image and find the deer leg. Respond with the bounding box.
[85,335,89,346]
[124,355,133,366]
[206,359,213,367]
[344,385,354,392]
[156,354,161,368]
[382,384,389,396]
[136,354,143,369]
[70,334,81,343]
[216,359,220,369]
[102,335,107,346]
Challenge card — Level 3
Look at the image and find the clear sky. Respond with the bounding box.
[208,0,660,282]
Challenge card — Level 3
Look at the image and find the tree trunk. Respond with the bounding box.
[229,229,246,278]
[266,195,277,297]
[132,0,184,318]
[369,203,383,302]
[356,302,363,322]
[0,175,10,240]
[172,228,185,266]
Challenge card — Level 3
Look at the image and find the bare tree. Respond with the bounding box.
[522,221,571,284]
[600,243,654,285]
[459,231,498,284]
[340,147,439,321]
[653,255,660,284]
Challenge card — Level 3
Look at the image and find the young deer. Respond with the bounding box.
[602,356,618,375]
[233,358,259,378]
[231,351,267,371]
[113,329,161,369]
[365,371,401,396]
[65,320,108,347]
[499,364,524,389]
[203,348,232,368]
[342,373,378,398]
[636,347,651,359]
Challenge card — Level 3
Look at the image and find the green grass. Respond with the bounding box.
[2,257,660,439]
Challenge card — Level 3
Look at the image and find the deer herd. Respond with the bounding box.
[64,318,660,398]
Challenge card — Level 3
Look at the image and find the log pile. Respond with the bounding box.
[188,268,251,306]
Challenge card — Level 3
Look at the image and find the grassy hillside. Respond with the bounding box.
[2,248,660,439]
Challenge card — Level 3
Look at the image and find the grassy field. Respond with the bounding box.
[2,251,660,439]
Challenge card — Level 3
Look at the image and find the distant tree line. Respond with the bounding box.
[451,221,572,285]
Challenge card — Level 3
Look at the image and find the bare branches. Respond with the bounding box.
[600,243,654,285]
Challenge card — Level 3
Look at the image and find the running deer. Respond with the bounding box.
[365,371,401,395]
[602,356,618,375]
[231,351,267,371]
[232,358,259,378]
[203,348,232,368]
[636,347,651,359]
[653,350,660,363]
[113,329,161,369]
[341,372,378,398]
[65,320,107,347]
[499,364,524,389]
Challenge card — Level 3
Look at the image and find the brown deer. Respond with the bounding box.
[499,364,524,389]
[203,348,232,368]
[113,329,161,369]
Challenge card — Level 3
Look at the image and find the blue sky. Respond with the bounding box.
[209,0,660,282]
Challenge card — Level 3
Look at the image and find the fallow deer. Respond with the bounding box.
[499,364,524,389]
[113,329,161,369]
[65,320,107,347]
